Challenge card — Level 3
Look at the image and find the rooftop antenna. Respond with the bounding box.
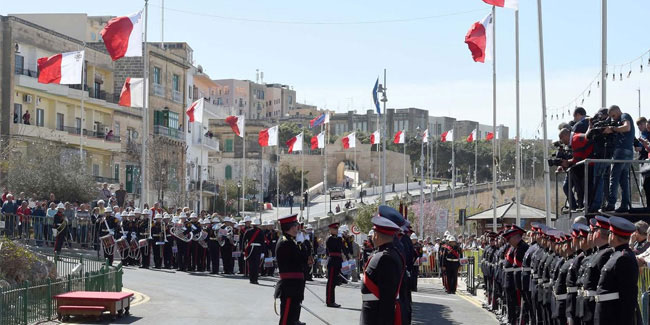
[160,0,164,49]
[256,69,259,83]
[261,71,264,84]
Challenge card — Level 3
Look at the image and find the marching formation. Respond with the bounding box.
[481,216,640,325]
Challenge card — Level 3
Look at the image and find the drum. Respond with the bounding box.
[100,234,115,249]
[264,257,274,268]
[129,239,139,251]
[116,237,129,252]
[138,239,148,248]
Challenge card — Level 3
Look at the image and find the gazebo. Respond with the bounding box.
[466,202,556,234]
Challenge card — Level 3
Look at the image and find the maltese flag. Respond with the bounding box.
[441,129,454,142]
[342,132,356,149]
[311,132,325,149]
[422,129,429,143]
[482,0,518,10]
[286,133,303,153]
[258,125,278,147]
[486,132,495,140]
[467,129,477,143]
[393,130,405,144]
[118,77,144,108]
[186,99,204,123]
[370,130,380,145]
[226,115,245,137]
[465,13,493,63]
[37,50,85,85]
[100,10,144,61]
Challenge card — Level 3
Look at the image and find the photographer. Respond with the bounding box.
[558,128,593,209]
[602,105,635,212]
[586,108,615,212]
[572,107,589,133]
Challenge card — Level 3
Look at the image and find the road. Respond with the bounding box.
[55,266,498,325]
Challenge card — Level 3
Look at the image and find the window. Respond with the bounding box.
[289,95,293,104]
[114,163,120,181]
[15,55,24,75]
[225,139,233,152]
[225,165,232,180]
[36,109,44,127]
[92,164,99,176]
[14,104,22,124]
[75,118,81,134]
[56,113,64,131]
[173,74,180,91]
[153,67,161,84]
[114,122,120,137]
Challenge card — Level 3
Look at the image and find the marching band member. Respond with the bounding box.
[138,208,152,269]
[220,217,236,274]
[162,214,173,269]
[208,217,221,274]
[275,214,307,325]
[99,206,117,265]
[243,218,265,284]
[188,212,201,272]
[325,222,344,308]
[52,203,68,254]
[151,213,163,269]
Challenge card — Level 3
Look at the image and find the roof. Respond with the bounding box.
[466,202,556,220]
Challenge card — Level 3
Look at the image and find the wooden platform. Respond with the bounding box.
[54,291,133,321]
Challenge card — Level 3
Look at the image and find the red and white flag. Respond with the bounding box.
[342,132,356,149]
[286,133,303,153]
[100,10,143,61]
[226,115,245,137]
[485,132,495,140]
[482,0,518,10]
[422,129,429,143]
[37,50,85,85]
[311,132,325,150]
[258,125,278,147]
[393,130,405,144]
[186,99,204,123]
[441,129,454,142]
[370,130,380,145]
[118,77,144,108]
[467,129,477,143]
[465,13,493,63]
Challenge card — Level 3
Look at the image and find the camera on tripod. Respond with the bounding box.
[586,114,621,141]
[548,141,573,167]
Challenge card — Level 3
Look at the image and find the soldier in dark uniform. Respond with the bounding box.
[362,232,375,272]
[575,218,598,324]
[411,233,423,292]
[220,218,236,274]
[520,225,540,325]
[505,225,528,325]
[493,234,507,315]
[482,232,497,310]
[175,213,191,272]
[162,214,173,269]
[360,214,404,325]
[581,216,614,325]
[239,216,253,275]
[566,223,589,325]
[442,236,462,294]
[151,213,163,269]
[594,216,641,325]
[552,234,573,325]
[540,229,559,325]
[52,203,68,254]
[274,214,306,325]
[501,227,517,323]
[529,224,548,324]
[137,209,152,269]
[243,218,264,284]
[98,207,117,265]
[208,218,221,274]
[325,222,344,308]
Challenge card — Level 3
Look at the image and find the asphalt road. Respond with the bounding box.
[54,265,498,325]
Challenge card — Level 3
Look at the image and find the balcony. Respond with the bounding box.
[153,124,182,140]
[88,88,119,104]
[15,67,38,78]
[11,123,121,152]
[63,127,121,143]
[93,176,119,184]
[172,90,183,103]
[153,83,165,97]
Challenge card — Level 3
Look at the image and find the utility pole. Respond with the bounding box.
[380,69,388,204]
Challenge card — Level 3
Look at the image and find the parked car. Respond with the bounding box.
[329,187,346,200]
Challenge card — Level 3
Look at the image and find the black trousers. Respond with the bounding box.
[176,239,187,271]
[153,243,162,268]
[188,241,197,271]
[195,244,206,272]
[326,264,341,304]
[279,296,302,325]
[221,244,234,274]
[54,231,67,253]
[139,242,150,268]
[446,265,459,293]
[411,267,419,292]
[505,287,517,324]
[163,242,173,268]
[238,254,245,274]
[247,252,261,283]
[208,241,220,274]
[643,174,650,208]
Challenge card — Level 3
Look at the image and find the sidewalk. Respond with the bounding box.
[420,275,488,306]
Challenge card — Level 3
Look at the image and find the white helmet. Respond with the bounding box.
[97,200,105,205]
[410,233,418,240]
[104,206,113,214]
[444,230,451,237]
[252,218,261,226]
[179,212,187,219]
[448,236,457,242]
[190,212,198,219]
[134,208,142,214]
[143,208,151,215]
[244,216,252,222]
[154,213,162,220]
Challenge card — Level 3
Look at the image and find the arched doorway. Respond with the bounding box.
[336,159,358,187]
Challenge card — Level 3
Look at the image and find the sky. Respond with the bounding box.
[3,0,650,139]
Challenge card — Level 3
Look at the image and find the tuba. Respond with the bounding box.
[218,226,233,247]
[171,223,193,242]
[194,230,208,248]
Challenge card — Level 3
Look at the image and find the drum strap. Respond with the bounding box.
[245,229,261,257]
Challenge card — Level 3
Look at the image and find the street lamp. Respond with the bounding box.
[406,174,409,193]
[237,181,242,217]
[328,190,333,214]
[289,191,294,214]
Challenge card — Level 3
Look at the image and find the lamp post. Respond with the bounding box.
[328,190,333,214]
[289,191,294,214]
[237,181,242,217]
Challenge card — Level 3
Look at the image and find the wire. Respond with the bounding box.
[149,4,487,25]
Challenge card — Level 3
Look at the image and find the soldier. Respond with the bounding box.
[574,218,597,324]
[122,211,137,266]
[531,225,549,323]
[540,229,559,325]
[274,214,306,325]
[482,232,497,310]
[411,232,423,292]
[594,216,640,325]
[581,216,614,325]
[303,225,314,281]
[220,217,236,274]
[98,207,117,265]
[188,213,201,272]
[326,222,344,308]
[552,234,573,325]
[566,223,590,325]
[520,225,540,325]
[208,217,221,274]
[151,213,163,269]
[505,225,528,325]
[361,231,375,272]
[442,235,462,294]
[138,208,152,269]
[360,214,405,325]
[299,224,313,281]
[52,203,68,254]
[239,216,252,275]
[162,214,173,269]
[243,218,265,284]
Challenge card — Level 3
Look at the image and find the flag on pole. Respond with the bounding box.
[441,130,454,142]
[467,129,477,143]
[311,132,325,149]
[37,51,85,85]
[258,125,278,147]
[186,99,204,123]
[486,132,495,140]
[342,132,356,149]
[118,77,144,107]
[422,129,429,143]
[370,130,380,145]
[393,130,405,144]
[465,13,493,63]
[100,10,144,61]
[225,115,245,137]
[372,78,381,115]
[286,133,303,153]
[310,113,330,128]
[482,0,518,9]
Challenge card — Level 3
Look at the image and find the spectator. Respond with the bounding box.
[32,201,46,246]
[96,199,106,215]
[105,129,114,141]
[633,221,650,255]
[2,194,18,236]
[335,204,341,213]
[16,201,31,238]
[77,203,90,247]
[1,188,8,203]
[46,202,57,245]
[48,193,59,206]
[99,183,112,202]
[572,107,589,133]
[115,183,127,207]
[603,105,635,212]
[636,117,649,160]
[22,110,30,125]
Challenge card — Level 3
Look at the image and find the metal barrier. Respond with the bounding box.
[466,256,476,295]
[0,256,122,325]
[0,214,99,250]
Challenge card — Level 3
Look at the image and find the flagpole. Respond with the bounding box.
[325,122,330,213]
[474,128,478,209]
[601,0,607,109]
[260,146,264,221]
[515,9,521,226]
[403,136,406,194]
[376,118,380,195]
[276,131,279,222]
[419,131,424,238]
[451,128,456,230]
[242,118,246,218]
[300,131,305,222]
[380,69,387,204]
[199,127,204,211]
[491,5,498,232]
[141,0,149,206]
[80,44,86,163]
[536,0,552,226]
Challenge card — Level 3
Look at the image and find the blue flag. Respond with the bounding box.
[373,78,381,115]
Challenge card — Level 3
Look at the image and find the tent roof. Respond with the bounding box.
[466,202,556,220]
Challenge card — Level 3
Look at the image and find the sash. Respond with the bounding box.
[362,251,406,325]
[244,229,261,258]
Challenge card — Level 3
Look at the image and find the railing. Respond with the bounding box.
[466,256,476,295]
[1,214,102,250]
[153,83,165,97]
[0,256,123,325]
[153,124,182,140]
[60,127,121,143]
[172,90,183,103]
[14,67,38,78]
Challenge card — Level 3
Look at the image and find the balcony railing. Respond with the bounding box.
[172,90,183,103]
[93,176,119,184]
[62,126,121,142]
[88,88,118,103]
[14,67,38,77]
[153,83,165,97]
[153,124,182,140]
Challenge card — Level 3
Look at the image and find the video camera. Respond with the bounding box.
[547,141,573,167]
[586,112,621,142]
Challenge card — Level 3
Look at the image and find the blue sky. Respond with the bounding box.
[4,0,650,138]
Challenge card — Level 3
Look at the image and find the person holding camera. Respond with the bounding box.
[587,108,615,212]
[602,105,635,212]
[558,128,593,209]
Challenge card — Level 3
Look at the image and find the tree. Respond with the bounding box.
[279,122,314,149]
[278,165,308,194]
[7,142,97,202]
[353,197,405,233]
[148,136,186,204]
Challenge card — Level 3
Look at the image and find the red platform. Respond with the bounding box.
[54,291,133,321]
